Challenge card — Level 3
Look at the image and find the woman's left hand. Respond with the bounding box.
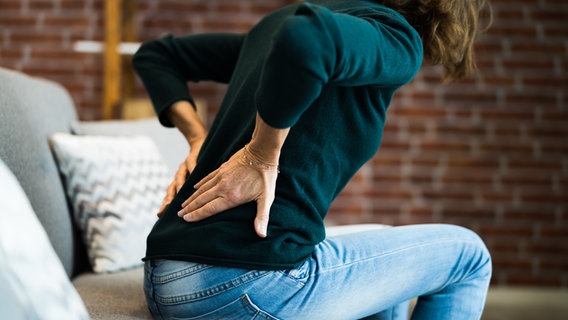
[177,146,279,238]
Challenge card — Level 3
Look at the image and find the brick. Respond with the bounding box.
[392,105,446,119]
[485,25,538,39]
[526,240,568,255]
[438,170,494,186]
[0,15,37,26]
[478,140,534,155]
[539,255,568,273]
[506,158,563,171]
[441,89,498,106]
[154,1,208,12]
[43,15,90,28]
[441,205,497,221]
[478,223,536,238]
[480,107,536,125]
[422,188,475,202]
[499,173,553,188]
[541,109,568,121]
[28,1,55,11]
[491,253,533,270]
[504,272,563,287]
[502,204,557,224]
[0,1,22,11]
[501,56,556,71]
[419,138,471,153]
[519,189,567,205]
[59,0,89,10]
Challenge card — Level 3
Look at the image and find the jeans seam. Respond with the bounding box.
[152,263,214,284]
[315,238,483,275]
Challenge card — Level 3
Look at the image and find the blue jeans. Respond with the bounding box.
[144,224,492,319]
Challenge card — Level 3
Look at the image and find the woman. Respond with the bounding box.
[133,0,492,319]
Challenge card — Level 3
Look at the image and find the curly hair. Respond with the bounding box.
[378,0,492,82]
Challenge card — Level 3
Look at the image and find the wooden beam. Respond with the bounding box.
[122,0,137,106]
[103,0,121,120]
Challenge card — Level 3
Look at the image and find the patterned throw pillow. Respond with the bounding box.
[0,159,89,319]
[50,133,169,273]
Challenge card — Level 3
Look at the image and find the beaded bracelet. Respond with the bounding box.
[242,144,280,173]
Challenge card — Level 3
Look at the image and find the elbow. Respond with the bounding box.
[269,11,335,77]
[131,40,156,72]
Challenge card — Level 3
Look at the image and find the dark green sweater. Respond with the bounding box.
[133,0,422,270]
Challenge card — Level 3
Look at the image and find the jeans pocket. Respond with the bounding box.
[280,259,310,286]
[174,294,279,320]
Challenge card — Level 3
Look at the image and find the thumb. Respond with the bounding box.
[254,197,272,238]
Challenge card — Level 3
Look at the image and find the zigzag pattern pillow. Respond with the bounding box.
[50,133,169,273]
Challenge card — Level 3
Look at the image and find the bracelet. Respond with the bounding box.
[243,144,280,173]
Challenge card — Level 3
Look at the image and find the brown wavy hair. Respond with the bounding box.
[378,0,492,82]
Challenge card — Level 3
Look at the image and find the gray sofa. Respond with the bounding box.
[0,66,187,319]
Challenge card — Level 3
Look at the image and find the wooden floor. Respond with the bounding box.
[482,287,568,320]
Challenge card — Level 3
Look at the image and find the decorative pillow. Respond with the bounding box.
[0,159,89,319]
[50,133,169,273]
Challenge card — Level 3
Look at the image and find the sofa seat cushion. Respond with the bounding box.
[73,267,151,319]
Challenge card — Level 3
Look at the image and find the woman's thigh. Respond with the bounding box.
[273,224,491,319]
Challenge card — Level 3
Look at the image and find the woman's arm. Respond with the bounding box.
[133,33,245,127]
[256,3,423,129]
[133,34,245,216]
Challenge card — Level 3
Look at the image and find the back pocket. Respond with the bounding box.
[183,294,279,320]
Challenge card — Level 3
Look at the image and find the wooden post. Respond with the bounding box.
[103,0,121,119]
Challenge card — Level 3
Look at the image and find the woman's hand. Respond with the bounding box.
[157,135,206,217]
[157,100,208,217]
[177,145,279,238]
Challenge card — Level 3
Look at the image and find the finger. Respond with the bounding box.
[185,157,197,175]
[193,167,218,189]
[181,197,234,222]
[182,170,220,207]
[178,186,220,217]
[174,164,189,193]
[254,196,273,238]
[157,181,177,217]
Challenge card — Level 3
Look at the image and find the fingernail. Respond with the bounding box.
[183,214,192,222]
[259,226,267,238]
[177,209,184,217]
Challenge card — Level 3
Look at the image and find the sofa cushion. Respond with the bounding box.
[71,118,189,176]
[73,268,151,319]
[50,133,169,273]
[0,159,89,320]
[0,67,82,276]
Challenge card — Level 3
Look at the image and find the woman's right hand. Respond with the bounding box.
[157,100,208,217]
[157,135,207,217]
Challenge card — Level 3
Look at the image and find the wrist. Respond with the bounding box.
[248,113,290,164]
[167,101,208,143]
[242,144,280,172]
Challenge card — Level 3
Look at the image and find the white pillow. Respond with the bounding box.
[0,160,89,320]
[50,133,169,273]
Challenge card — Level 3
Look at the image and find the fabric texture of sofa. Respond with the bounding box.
[0,66,188,319]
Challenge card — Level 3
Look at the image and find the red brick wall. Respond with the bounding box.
[1,0,566,287]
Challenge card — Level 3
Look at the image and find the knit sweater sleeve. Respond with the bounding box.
[255,3,423,129]
[132,33,245,127]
